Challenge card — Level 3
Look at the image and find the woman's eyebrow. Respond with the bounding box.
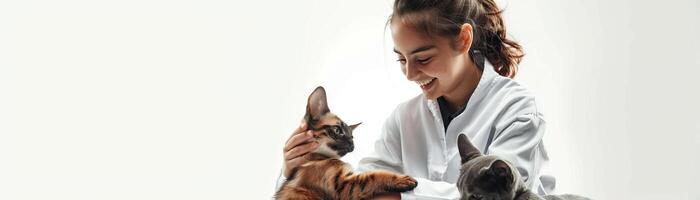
[393,45,436,56]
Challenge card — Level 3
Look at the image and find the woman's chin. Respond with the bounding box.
[423,91,440,100]
[421,82,441,100]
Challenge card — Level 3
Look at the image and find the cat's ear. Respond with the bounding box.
[349,122,362,132]
[305,86,330,123]
[478,159,514,190]
[457,134,482,164]
[488,160,513,180]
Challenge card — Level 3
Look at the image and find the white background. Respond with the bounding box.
[1,0,699,199]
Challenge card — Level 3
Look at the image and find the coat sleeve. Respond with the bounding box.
[399,178,461,200]
[487,109,555,195]
[356,107,403,173]
[273,169,285,196]
[357,107,462,200]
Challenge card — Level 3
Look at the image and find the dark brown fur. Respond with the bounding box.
[276,87,417,200]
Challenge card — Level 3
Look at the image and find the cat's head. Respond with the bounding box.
[456,134,521,200]
[304,86,360,159]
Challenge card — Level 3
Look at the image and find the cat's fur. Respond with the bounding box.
[275,86,418,200]
[456,134,591,200]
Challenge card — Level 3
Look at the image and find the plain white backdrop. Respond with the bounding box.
[1,0,699,199]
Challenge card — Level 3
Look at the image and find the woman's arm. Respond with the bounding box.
[357,107,461,200]
[274,122,318,193]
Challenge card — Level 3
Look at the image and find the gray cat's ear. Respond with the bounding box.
[488,160,513,179]
[349,122,362,132]
[305,86,330,123]
[457,134,482,164]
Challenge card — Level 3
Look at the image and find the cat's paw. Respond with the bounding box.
[389,175,418,192]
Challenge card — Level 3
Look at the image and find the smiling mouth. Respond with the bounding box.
[416,78,436,89]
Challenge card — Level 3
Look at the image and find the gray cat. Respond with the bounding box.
[456,134,592,200]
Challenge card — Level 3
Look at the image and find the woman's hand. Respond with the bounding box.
[282,122,320,178]
[371,193,401,200]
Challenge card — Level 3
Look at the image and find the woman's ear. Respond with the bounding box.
[457,23,473,53]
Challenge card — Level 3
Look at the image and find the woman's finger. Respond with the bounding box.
[292,121,308,136]
[284,155,309,178]
[284,130,313,152]
[285,122,308,143]
[284,141,319,161]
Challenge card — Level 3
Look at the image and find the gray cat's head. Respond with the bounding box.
[304,86,360,158]
[456,134,521,200]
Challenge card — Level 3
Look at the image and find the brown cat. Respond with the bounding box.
[275,86,418,200]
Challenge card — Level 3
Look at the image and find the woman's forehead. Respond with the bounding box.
[391,22,430,48]
[391,22,450,55]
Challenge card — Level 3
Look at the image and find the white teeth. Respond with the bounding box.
[416,78,435,86]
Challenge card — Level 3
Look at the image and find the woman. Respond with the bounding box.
[280,0,554,199]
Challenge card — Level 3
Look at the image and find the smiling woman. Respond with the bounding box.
[278,0,556,199]
[389,0,525,114]
[353,1,555,199]
[3,0,699,199]
[261,0,700,198]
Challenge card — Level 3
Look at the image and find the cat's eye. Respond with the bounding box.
[333,127,342,135]
[469,194,483,200]
[325,126,341,135]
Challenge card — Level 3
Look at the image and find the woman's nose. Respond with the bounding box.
[404,62,419,81]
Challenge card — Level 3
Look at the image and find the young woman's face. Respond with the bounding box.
[391,20,473,100]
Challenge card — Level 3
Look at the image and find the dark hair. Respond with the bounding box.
[390,0,523,78]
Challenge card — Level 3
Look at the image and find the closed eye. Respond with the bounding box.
[417,57,432,65]
[396,58,407,65]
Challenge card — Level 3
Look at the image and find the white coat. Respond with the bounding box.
[356,60,555,199]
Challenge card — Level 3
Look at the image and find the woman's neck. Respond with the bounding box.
[441,62,482,113]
